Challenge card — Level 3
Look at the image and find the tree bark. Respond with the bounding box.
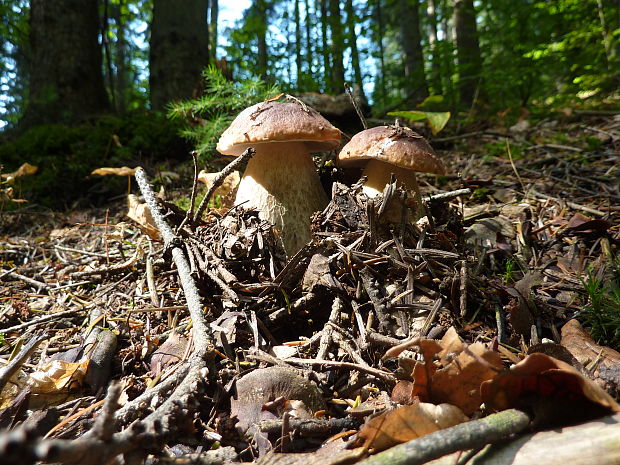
[210,0,219,61]
[453,0,483,107]
[111,0,128,113]
[295,0,303,88]
[399,0,428,104]
[426,0,442,95]
[304,0,316,89]
[373,0,387,105]
[328,0,345,94]
[320,0,331,91]
[149,0,209,110]
[255,0,269,81]
[22,0,109,127]
[345,0,365,99]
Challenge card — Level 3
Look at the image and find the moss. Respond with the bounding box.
[0,113,189,209]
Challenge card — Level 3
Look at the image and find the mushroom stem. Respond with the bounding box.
[361,159,424,221]
[234,142,327,254]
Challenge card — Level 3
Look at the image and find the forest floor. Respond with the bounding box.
[1,111,619,465]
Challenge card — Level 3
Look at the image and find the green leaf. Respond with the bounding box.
[387,111,451,135]
[418,95,444,108]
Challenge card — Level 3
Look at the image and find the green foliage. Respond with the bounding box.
[168,66,280,162]
[0,113,185,208]
[0,0,30,127]
[580,263,620,350]
[500,257,521,284]
[388,96,451,135]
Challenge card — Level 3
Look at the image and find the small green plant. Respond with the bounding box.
[500,257,520,284]
[580,264,620,349]
[168,66,280,162]
[387,95,451,135]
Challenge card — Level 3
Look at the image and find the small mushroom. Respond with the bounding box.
[337,125,446,220]
[217,100,341,254]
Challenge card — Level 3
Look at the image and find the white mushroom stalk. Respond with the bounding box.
[217,100,341,255]
[234,141,327,254]
[361,158,422,200]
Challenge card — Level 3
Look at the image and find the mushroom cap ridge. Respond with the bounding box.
[337,125,446,175]
[217,101,342,156]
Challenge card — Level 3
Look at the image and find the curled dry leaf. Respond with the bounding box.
[431,342,503,415]
[357,401,468,452]
[1,162,38,183]
[149,332,188,377]
[28,360,90,393]
[127,194,160,240]
[391,327,502,415]
[561,319,620,396]
[481,352,620,427]
[91,166,138,177]
[197,169,240,207]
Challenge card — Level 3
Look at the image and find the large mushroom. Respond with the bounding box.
[217,100,341,254]
[337,125,445,220]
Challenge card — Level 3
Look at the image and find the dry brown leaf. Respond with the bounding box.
[481,352,620,427]
[197,170,240,207]
[0,186,28,203]
[357,401,468,452]
[391,327,501,415]
[149,332,188,376]
[437,327,465,364]
[431,342,503,415]
[91,166,137,177]
[126,194,160,240]
[1,162,38,183]
[561,319,620,396]
[28,359,90,393]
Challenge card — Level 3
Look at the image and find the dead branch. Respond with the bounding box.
[358,409,531,465]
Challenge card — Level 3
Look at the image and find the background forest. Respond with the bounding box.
[1,0,620,206]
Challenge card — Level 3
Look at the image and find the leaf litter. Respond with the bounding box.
[0,113,619,464]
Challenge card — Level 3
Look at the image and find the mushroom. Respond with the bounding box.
[217,100,341,254]
[337,125,446,220]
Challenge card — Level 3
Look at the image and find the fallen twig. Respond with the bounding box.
[190,147,255,225]
[0,334,46,392]
[358,408,531,465]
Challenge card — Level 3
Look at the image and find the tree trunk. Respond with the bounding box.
[345,0,365,99]
[255,0,268,81]
[440,0,456,108]
[320,0,331,91]
[426,0,442,95]
[149,0,209,110]
[328,0,345,94]
[210,0,219,61]
[374,0,387,105]
[399,0,428,104]
[295,0,303,88]
[453,0,483,107]
[304,0,315,89]
[22,0,109,127]
[111,0,128,113]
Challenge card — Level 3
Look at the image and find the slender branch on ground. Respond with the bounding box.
[358,409,532,465]
[0,309,85,335]
[0,333,46,392]
[190,147,255,225]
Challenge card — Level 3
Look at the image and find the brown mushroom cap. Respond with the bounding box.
[337,125,446,175]
[217,101,342,156]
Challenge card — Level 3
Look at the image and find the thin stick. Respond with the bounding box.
[0,334,46,391]
[190,147,255,225]
[345,82,368,129]
[358,409,531,465]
